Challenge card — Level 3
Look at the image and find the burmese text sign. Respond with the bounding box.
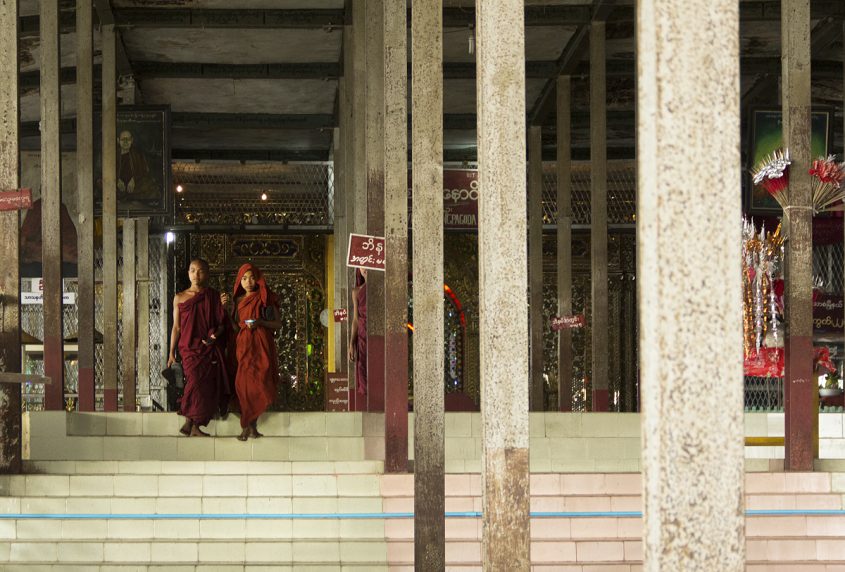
[346,233,386,271]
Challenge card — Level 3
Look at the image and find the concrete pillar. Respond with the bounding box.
[41,0,64,410]
[341,16,355,380]
[0,0,23,472]
[349,0,368,411]
[556,75,573,412]
[365,0,386,413]
[476,0,530,567]
[122,219,136,411]
[137,219,150,401]
[383,0,409,473]
[76,0,96,412]
[590,22,609,411]
[332,123,348,374]
[102,25,119,411]
[637,0,744,569]
[781,0,814,472]
[411,0,445,564]
[528,126,544,411]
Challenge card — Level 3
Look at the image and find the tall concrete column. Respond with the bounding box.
[76,0,95,412]
[476,1,530,567]
[590,22,609,411]
[365,0,386,413]
[342,16,356,382]
[528,126,544,411]
[638,0,744,569]
[0,0,23,472]
[41,0,64,410]
[349,0,368,411]
[333,123,348,373]
[102,25,119,411]
[122,219,137,411]
[383,0,408,473]
[137,219,150,401]
[781,0,814,472]
[412,0,445,564]
[556,75,574,412]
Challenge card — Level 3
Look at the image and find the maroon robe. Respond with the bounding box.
[177,287,230,426]
[355,283,367,395]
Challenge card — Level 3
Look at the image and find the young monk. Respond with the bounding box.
[229,263,282,441]
[167,258,231,437]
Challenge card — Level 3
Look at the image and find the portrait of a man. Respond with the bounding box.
[95,106,172,216]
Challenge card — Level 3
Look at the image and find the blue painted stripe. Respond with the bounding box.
[0,509,843,520]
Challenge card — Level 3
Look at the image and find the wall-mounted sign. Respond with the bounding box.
[0,188,32,211]
[333,309,348,322]
[21,292,76,305]
[551,314,585,332]
[346,233,386,271]
[325,373,349,412]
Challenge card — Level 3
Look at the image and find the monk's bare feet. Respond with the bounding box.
[179,420,192,436]
[249,422,263,439]
[237,428,249,442]
[190,426,211,437]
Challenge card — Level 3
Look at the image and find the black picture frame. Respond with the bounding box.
[95,105,172,217]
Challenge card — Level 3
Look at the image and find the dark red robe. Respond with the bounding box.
[355,283,367,395]
[232,263,280,428]
[177,287,230,426]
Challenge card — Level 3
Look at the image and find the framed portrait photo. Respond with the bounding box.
[96,105,172,217]
[748,109,831,214]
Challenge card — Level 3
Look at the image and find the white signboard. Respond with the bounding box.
[21,292,76,305]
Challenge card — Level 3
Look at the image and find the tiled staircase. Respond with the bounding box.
[0,411,842,569]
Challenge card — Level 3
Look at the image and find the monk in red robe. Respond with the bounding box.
[348,268,367,397]
[230,263,282,441]
[167,259,230,437]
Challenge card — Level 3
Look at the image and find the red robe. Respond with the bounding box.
[355,283,367,395]
[235,293,279,427]
[231,263,280,428]
[177,288,230,426]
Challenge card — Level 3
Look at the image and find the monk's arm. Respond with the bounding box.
[258,305,283,331]
[167,296,181,366]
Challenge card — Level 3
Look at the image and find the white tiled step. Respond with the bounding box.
[0,539,389,566]
[22,460,384,476]
[27,436,367,462]
[3,567,388,572]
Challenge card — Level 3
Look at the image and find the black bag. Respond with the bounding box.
[161,362,184,390]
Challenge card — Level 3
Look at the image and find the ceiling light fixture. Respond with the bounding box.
[176,184,184,193]
[468,24,475,55]
[261,192,268,201]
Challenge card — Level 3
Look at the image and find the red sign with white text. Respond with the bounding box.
[333,309,348,322]
[551,315,585,331]
[0,189,32,211]
[442,170,479,229]
[346,233,386,271]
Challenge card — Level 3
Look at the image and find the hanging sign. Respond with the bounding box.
[0,188,32,211]
[443,170,479,229]
[21,292,76,305]
[346,233,386,271]
[551,314,585,331]
[333,309,348,322]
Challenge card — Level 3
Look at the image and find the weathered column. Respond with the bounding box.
[0,0,23,472]
[333,124,348,374]
[349,0,367,411]
[590,22,609,411]
[528,126,544,410]
[412,0,445,564]
[383,0,408,472]
[137,219,150,402]
[365,0,386,413]
[76,0,95,411]
[41,0,64,410]
[102,25,119,411]
[638,0,744,569]
[556,75,574,412]
[476,0,530,567]
[121,219,136,411]
[781,0,814,472]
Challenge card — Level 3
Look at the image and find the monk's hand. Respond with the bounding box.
[348,344,355,361]
[167,353,176,367]
[220,293,231,307]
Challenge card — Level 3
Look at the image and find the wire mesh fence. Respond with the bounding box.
[172,162,333,227]
[541,160,637,226]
